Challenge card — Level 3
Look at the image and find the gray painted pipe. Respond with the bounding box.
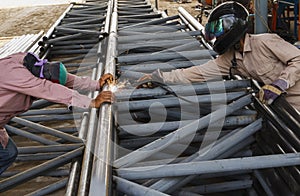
[5,125,59,145]
[182,180,253,194]
[11,117,83,143]
[118,39,197,52]
[0,147,83,192]
[118,115,256,136]
[117,50,213,63]
[25,178,68,196]
[16,152,65,162]
[118,30,202,43]
[114,94,252,168]
[113,176,169,196]
[44,33,83,44]
[149,119,262,192]
[119,15,179,30]
[21,113,82,122]
[18,144,82,154]
[117,152,300,180]
[116,79,250,100]
[65,113,89,196]
[116,91,247,112]
[19,108,73,116]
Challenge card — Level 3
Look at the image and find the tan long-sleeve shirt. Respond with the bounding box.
[0,52,100,127]
[162,33,300,111]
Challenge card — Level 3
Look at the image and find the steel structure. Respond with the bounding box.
[0,0,299,195]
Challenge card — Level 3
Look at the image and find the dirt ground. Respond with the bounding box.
[151,0,200,17]
[0,4,69,37]
[0,0,200,37]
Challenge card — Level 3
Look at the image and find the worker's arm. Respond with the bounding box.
[65,73,114,91]
[161,58,230,84]
[65,73,100,91]
[138,51,232,86]
[2,63,112,108]
[258,34,300,104]
[263,34,300,88]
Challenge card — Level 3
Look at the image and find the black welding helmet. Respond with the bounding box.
[204,1,249,54]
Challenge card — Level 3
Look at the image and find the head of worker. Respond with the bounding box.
[204,1,249,55]
[23,52,68,85]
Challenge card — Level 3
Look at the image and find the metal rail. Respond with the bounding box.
[0,0,300,195]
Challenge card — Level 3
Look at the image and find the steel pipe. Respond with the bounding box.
[117,153,300,180]
[114,94,252,168]
[88,4,117,195]
[0,147,83,192]
[25,178,68,196]
[113,176,169,196]
[11,117,83,143]
[5,125,59,145]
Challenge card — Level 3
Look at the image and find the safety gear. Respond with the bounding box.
[23,53,67,85]
[204,1,249,54]
[259,79,288,105]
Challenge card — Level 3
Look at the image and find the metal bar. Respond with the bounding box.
[116,79,251,100]
[0,147,83,192]
[65,113,89,196]
[118,115,256,136]
[25,178,68,196]
[113,176,169,196]
[88,2,117,195]
[44,33,83,44]
[118,30,202,43]
[19,108,74,116]
[114,94,252,168]
[18,144,82,154]
[117,50,212,63]
[119,15,180,30]
[77,77,99,196]
[11,117,83,143]
[5,125,59,145]
[21,113,82,122]
[117,153,300,180]
[16,152,65,162]
[149,119,262,192]
[182,180,253,194]
[116,91,247,112]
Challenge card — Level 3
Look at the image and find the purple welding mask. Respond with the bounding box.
[23,52,67,85]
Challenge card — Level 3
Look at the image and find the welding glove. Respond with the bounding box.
[99,73,114,90]
[90,91,114,108]
[259,79,288,105]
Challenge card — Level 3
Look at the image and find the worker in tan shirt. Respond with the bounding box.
[0,52,114,174]
[139,1,300,112]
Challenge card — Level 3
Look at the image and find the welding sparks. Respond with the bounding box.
[108,80,128,93]
[109,84,118,92]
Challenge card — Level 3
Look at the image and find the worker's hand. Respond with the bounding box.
[259,79,288,105]
[99,73,114,89]
[136,74,155,88]
[90,91,114,108]
[0,128,9,149]
[136,69,163,89]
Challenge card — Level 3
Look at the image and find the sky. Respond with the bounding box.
[0,0,74,8]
